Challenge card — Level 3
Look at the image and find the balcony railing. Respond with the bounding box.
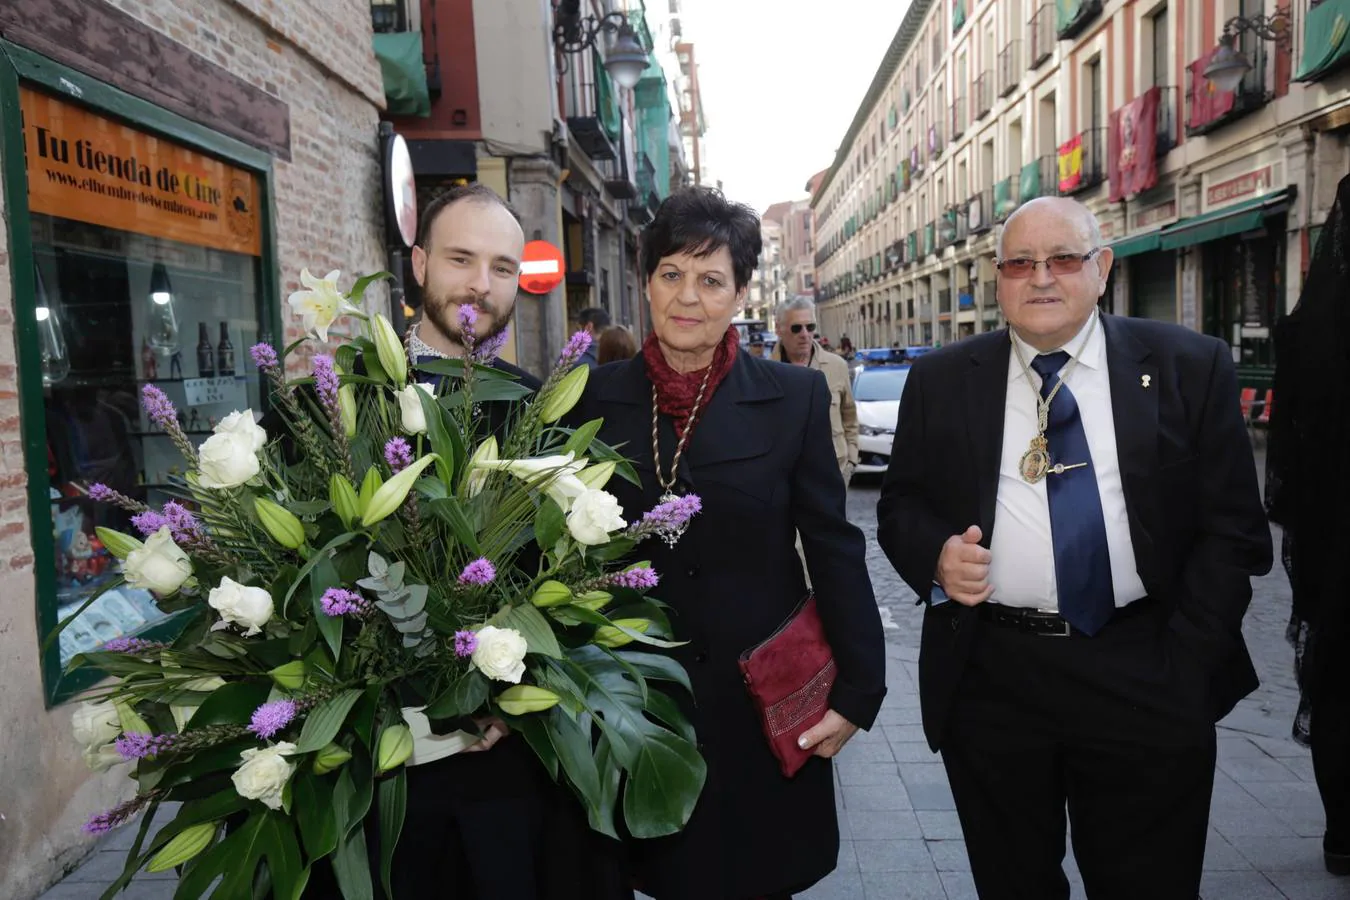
[938,289,952,314]
[1029,2,1055,68]
[929,122,945,159]
[1019,155,1058,202]
[1156,86,1179,157]
[952,92,968,138]
[993,174,1019,221]
[1186,32,1269,136]
[1056,0,1103,40]
[563,56,618,162]
[1059,127,1106,194]
[975,70,995,119]
[969,189,993,233]
[923,222,936,256]
[998,41,1023,97]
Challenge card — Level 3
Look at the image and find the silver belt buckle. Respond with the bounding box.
[1047,619,1072,637]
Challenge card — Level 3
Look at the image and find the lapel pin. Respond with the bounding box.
[1141,374,1152,389]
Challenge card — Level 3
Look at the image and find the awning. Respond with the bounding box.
[1296,0,1350,82]
[1157,189,1292,251]
[373,32,430,118]
[1107,232,1161,259]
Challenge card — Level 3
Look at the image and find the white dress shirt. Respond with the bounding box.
[987,313,1147,610]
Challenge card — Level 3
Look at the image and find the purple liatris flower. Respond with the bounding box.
[453,630,478,657]
[311,355,339,409]
[471,327,510,363]
[558,330,593,367]
[638,494,703,530]
[250,343,279,371]
[457,557,496,586]
[102,637,165,654]
[114,732,177,760]
[89,483,116,502]
[84,795,153,835]
[320,588,370,617]
[609,567,660,590]
[140,384,178,430]
[161,501,204,544]
[130,509,169,537]
[457,304,479,350]
[248,699,297,739]
[384,437,413,474]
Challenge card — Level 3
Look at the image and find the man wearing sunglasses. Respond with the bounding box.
[775,296,859,480]
[877,196,1272,899]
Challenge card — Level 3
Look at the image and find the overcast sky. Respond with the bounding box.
[680,0,913,213]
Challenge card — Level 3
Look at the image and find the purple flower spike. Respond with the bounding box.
[453,630,478,657]
[311,355,340,408]
[114,732,177,760]
[84,796,151,834]
[457,304,478,352]
[558,330,593,367]
[89,483,116,502]
[320,588,370,617]
[471,327,510,363]
[248,699,297,739]
[384,437,413,474]
[130,510,169,537]
[102,637,165,654]
[457,558,496,586]
[610,567,660,590]
[161,501,204,544]
[250,343,279,371]
[140,384,178,430]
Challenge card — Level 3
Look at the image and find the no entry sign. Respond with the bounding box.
[519,240,565,294]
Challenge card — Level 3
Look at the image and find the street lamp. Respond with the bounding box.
[1203,9,1291,93]
[553,1,649,89]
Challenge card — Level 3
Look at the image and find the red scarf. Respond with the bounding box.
[643,325,740,439]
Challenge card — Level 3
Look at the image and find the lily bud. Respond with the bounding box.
[496,684,562,716]
[329,474,360,530]
[96,527,143,561]
[114,700,151,736]
[147,822,217,873]
[375,723,413,774]
[312,742,353,775]
[268,661,308,691]
[371,313,408,389]
[529,579,573,608]
[577,461,616,490]
[358,467,385,517]
[539,365,589,424]
[573,590,613,612]
[361,454,439,526]
[338,385,358,438]
[593,618,652,649]
[254,497,306,550]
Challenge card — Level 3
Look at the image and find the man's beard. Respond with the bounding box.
[422,289,514,350]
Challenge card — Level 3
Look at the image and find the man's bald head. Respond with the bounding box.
[997,197,1102,260]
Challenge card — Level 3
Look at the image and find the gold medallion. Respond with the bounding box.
[1020,435,1050,484]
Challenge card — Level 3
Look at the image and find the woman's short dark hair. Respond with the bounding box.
[641,187,762,291]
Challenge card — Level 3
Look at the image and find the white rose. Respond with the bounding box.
[123,527,192,595]
[72,700,121,749]
[566,489,627,546]
[470,626,529,683]
[197,431,261,489]
[83,742,125,773]
[214,410,267,453]
[208,576,274,636]
[231,742,297,810]
[396,383,436,434]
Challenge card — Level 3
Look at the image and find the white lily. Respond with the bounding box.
[464,437,499,498]
[473,451,590,511]
[287,268,362,343]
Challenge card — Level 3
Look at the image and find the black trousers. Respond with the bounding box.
[1308,610,1350,852]
[940,605,1217,900]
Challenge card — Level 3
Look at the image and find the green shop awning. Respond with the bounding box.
[1157,189,1292,251]
[1107,232,1161,259]
[373,31,430,118]
[1296,0,1350,82]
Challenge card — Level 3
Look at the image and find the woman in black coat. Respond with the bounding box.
[570,187,887,898]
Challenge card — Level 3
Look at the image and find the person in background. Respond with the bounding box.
[1266,172,1350,877]
[572,307,611,368]
[878,196,1271,899]
[746,330,767,358]
[775,298,859,481]
[836,335,855,360]
[596,323,638,365]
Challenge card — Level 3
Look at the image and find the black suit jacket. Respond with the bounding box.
[876,315,1274,751]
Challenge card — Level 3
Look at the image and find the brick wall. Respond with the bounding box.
[0,2,386,896]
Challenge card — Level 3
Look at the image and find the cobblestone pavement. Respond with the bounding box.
[40,446,1348,900]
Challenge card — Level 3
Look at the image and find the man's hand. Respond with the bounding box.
[797,709,860,758]
[936,525,993,605]
[464,716,510,752]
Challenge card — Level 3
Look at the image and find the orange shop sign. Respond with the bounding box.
[20,87,262,256]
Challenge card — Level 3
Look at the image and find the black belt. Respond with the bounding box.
[977,597,1156,637]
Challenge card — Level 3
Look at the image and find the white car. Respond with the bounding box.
[852,365,910,475]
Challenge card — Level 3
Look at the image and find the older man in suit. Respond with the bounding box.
[877,196,1272,899]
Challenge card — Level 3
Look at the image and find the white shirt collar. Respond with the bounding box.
[1009,310,1104,383]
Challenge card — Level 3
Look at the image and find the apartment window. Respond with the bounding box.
[1150,6,1169,88]
[1087,58,1102,129]
[1009,118,1024,172]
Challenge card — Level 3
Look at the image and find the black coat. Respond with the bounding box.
[572,350,887,899]
[876,315,1274,751]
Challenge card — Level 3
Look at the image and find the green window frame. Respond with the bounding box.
[0,42,284,704]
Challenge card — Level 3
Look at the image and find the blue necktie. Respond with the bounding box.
[1030,351,1115,635]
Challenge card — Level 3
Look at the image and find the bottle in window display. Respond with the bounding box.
[196,322,215,378]
[216,321,235,376]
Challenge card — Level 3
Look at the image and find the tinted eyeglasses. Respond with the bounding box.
[996,249,1101,279]
[790,322,818,334]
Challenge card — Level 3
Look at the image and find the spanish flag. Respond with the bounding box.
[1058,134,1083,193]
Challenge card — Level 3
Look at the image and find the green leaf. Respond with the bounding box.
[609,648,694,696]
[642,689,696,744]
[47,577,126,657]
[186,682,272,731]
[585,536,637,562]
[589,735,622,838]
[156,739,257,789]
[514,714,559,781]
[378,769,407,899]
[286,500,330,518]
[546,708,604,825]
[96,798,161,900]
[348,270,392,304]
[309,557,344,663]
[462,379,535,403]
[491,604,563,658]
[335,342,361,375]
[418,384,459,486]
[258,812,306,900]
[283,532,360,615]
[331,827,374,900]
[622,728,707,838]
[563,418,605,457]
[350,685,382,749]
[175,810,264,899]
[413,358,469,379]
[294,768,338,861]
[294,688,363,753]
[422,670,488,720]
[428,498,481,554]
[534,497,566,551]
[361,345,389,385]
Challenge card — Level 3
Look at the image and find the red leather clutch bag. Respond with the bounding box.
[738,594,837,778]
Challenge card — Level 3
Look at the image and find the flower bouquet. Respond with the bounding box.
[59,270,707,899]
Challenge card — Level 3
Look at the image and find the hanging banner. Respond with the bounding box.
[1058,134,1084,193]
[1187,48,1237,132]
[20,87,262,257]
[1109,87,1160,202]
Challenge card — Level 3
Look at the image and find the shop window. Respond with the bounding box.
[4,50,280,702]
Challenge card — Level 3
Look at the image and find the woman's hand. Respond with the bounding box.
[797,709,860,758]
[464,716,510,752]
